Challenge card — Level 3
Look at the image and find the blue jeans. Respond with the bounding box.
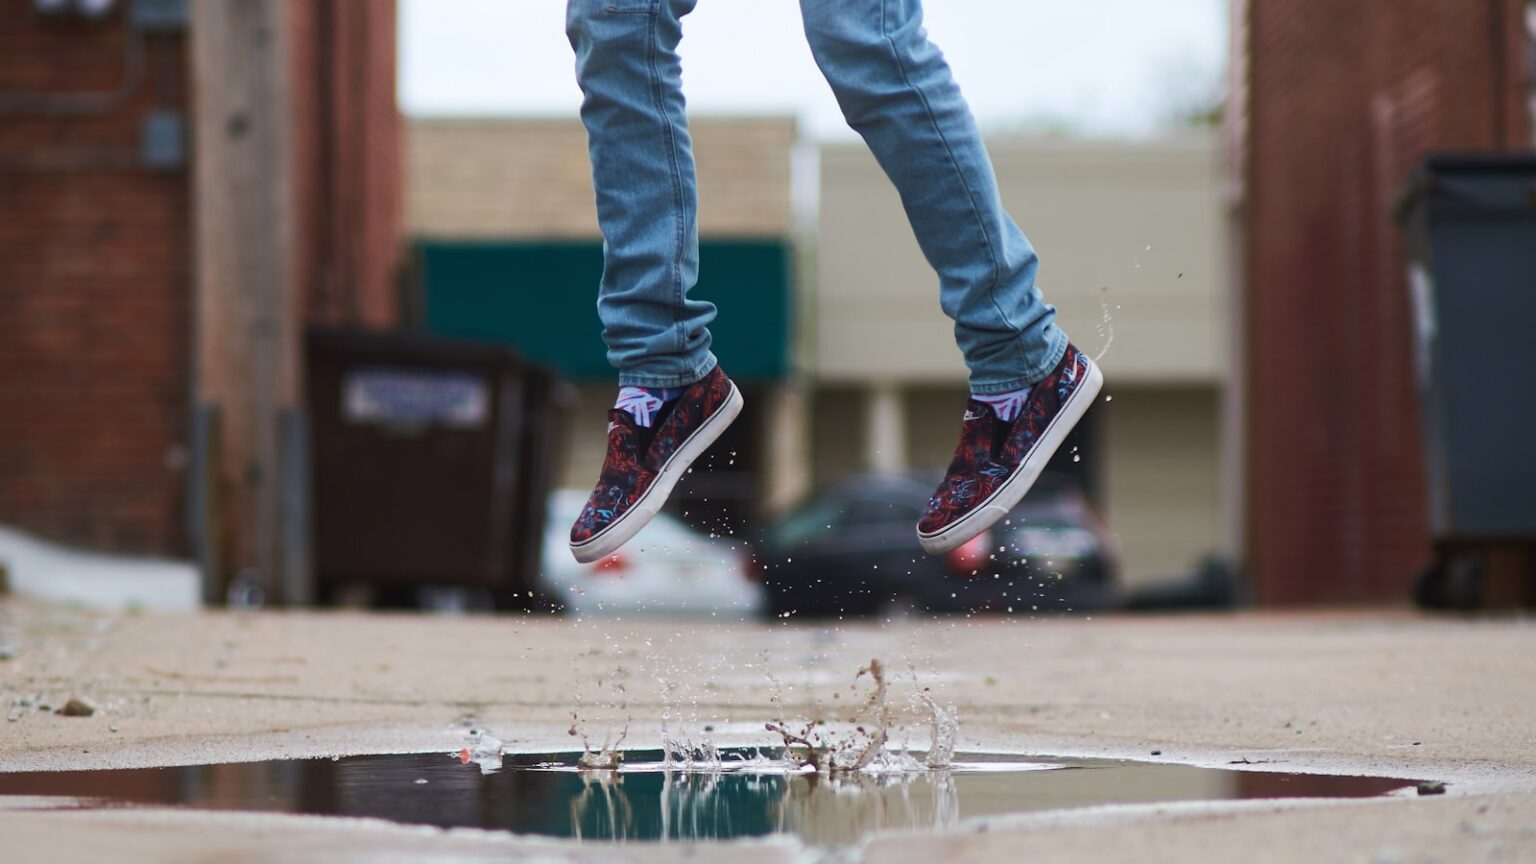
[566,0,1067,393]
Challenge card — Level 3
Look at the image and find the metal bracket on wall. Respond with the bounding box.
[140,108,184,169]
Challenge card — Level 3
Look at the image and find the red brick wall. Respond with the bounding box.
[1241,0,1530,603]
[290,0,403,330]
[0,3,192,555]
[0,0,401,559]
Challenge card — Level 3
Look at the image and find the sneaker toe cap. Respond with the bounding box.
[570,499,617,544]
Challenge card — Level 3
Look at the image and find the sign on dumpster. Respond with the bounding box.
[342,368,489,430]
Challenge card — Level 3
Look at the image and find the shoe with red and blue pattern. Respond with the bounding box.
[569,364,742,564]
[917,343,1103,554]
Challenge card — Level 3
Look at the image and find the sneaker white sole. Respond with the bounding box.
[569,382,744,564]
[917,356,1104,555]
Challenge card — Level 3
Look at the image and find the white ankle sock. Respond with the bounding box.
[971,385,1032,422]
[615,385,685,427]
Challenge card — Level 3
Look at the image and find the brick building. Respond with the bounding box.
[0,0,401,598]
[1230,0,1531,603]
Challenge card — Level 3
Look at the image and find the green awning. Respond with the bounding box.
[418,239,791,381]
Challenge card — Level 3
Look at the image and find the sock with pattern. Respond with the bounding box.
[615,385,686,427]
[972,385,1032,422]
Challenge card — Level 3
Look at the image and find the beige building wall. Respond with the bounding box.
[1101,388,1225,584]
[811,387,869,484]
[815,136,1225,385]
[408,116,796,239]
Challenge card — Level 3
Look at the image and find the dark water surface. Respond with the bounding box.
[0,750,1425,847]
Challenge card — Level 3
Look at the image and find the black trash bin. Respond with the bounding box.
[306,329,571,610]
[1399,154,1536,608]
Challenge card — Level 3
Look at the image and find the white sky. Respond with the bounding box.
[399,0,1227,139]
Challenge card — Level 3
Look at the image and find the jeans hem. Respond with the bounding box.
[968,329,1069,394]
[616,352,718,389]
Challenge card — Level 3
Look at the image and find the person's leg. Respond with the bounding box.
[564,0,743,563]
[567,0,717,391]
[800,0,1100,555]
[798,0,1067,393]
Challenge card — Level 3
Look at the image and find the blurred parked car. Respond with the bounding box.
[541,490,763,618]
[754,473,1119,618]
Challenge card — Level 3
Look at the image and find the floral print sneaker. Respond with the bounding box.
[917,344,1103,554]
[569,365,742,563]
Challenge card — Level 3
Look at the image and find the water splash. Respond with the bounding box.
[577,726,628,770]
[763,659,893,774]
[569,665,632,771]
[763,658,957,775]
[660,735,720,770]
[764,651,890,774]
[1093,284,1116,364]
[564,655,958,777]
[652,634,732,771]
[920,692,959,769]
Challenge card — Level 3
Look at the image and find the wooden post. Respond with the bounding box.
[189,0,299,605]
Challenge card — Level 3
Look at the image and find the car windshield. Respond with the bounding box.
[771,498,844,547]
[769,479,928,547]
[1008,497,1080,527]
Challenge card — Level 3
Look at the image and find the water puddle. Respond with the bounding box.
[0,749,1425,849]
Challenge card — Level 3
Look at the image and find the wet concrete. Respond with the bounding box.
[2,601,1534,862]
[0,749,1426,848]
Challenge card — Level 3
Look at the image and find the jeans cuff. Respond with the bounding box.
[617,352,718,389]
[968,330,1069,395]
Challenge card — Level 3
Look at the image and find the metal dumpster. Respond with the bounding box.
[1399,154,1536,608]
[306,329,570,610]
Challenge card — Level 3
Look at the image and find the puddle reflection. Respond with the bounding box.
[0,750,1424,848]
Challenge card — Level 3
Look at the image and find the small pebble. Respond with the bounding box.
[1150,750,1162,756]
[57,697,96,717]
[1416,781,1446,796]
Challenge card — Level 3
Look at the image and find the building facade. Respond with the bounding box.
[407,117,799,535]
[409,118,1231,589]
[0,0,402,601]
[1,0,195,556]
[813,137,1232,589]
[1230,0,1532,604]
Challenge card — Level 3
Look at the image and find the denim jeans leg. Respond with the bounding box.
[799,0,1067,392]
[566,0,718,389]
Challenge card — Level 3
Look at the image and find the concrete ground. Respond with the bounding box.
[1,599,1534,862]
